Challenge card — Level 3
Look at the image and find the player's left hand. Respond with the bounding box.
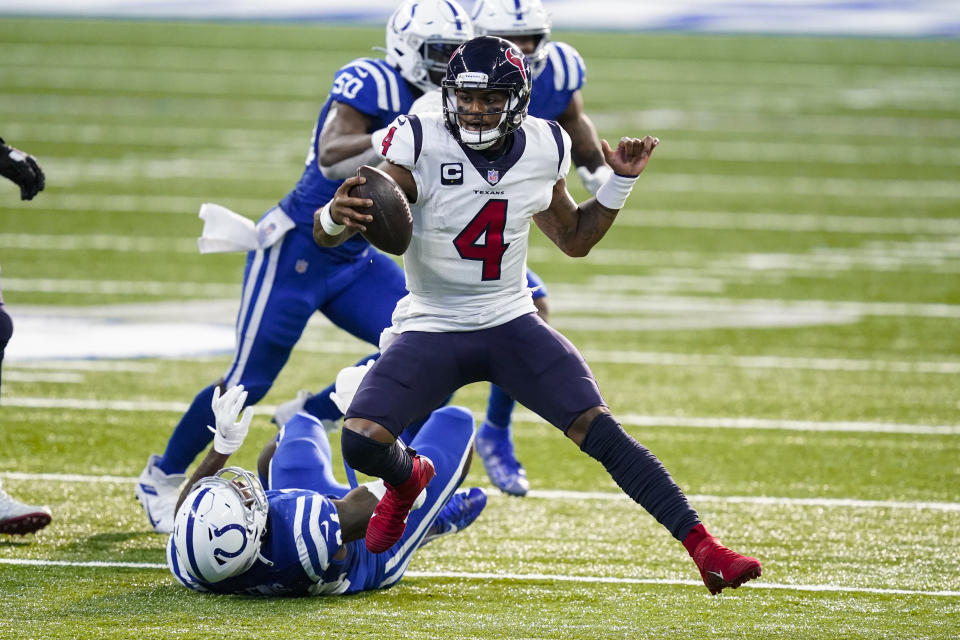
[208,384,254,455]
[329,359,375,414]
[601,135,659,178]
[0,140,45,201]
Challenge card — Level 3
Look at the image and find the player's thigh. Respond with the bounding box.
[321,251,407,345]
[489,314,605,430]
[346,332,469,436]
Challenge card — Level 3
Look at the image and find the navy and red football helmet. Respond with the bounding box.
[442,36,532,150]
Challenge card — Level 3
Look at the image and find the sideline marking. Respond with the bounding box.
[2,472,957,512]
[0,558,956,598]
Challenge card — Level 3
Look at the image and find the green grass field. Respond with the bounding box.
[1,17,959,639]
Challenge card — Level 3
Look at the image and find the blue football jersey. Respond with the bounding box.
[278,57,419,259]
[167,489,351,596]
[528,41,586,121]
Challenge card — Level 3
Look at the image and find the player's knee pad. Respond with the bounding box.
[341,428,413,487]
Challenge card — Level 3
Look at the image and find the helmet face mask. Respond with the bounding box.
[471,0,551,76]
[385,0,474,92]
[442,37,532,150]
[173,467,268,584]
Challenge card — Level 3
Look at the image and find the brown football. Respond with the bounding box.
[348,165,413,256]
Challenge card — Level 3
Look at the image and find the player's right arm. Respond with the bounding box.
[312,160,418,248]
[315,112,422,248]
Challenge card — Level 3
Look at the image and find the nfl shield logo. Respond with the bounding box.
[487,169,500,184]
[295,259,308,274]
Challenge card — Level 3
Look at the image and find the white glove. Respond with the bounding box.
[576,164,614,196]
[329,360,375,415]
[207,384,254,454]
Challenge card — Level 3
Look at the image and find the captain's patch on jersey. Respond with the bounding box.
[441,163,463,185]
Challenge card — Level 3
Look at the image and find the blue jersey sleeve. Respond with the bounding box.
[330,58,409,123]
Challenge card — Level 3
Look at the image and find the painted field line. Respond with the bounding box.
[541,290,960,320]
[18,192,960,237]
[621,210,960,235]
[4,397,957,436]
[527,490,960,513]
[594,109,960,140]
[3,472,957,513]
[565,413,960,436]
[406,571,960,598]
[0,472,137,484]
[3,371,83,383]
[580,350,960,374]
[0,558,956,598]
[0,233,196,253]
[7,360,158,373]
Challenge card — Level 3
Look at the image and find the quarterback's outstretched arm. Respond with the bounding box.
[534,135,658,257]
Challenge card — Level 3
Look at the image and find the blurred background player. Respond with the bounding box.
[167,381,487,596]
[0,136,51,535]
[135,0,474,533]
[319,36,761,594]
[407,0,611,496]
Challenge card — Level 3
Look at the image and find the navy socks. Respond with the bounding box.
[579,413,700,541]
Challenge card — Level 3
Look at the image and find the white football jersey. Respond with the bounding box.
[371,113,571,333]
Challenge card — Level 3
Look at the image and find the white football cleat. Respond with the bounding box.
[0,482,51,535]
[135,455,185,534]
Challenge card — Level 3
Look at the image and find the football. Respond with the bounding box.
[348,164,413,255]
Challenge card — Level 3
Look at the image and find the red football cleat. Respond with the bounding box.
[688,525,762,595]
[365,455,435,553]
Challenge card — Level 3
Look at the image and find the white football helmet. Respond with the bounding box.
[471,0,551,76]
[385,0,474,93]
[172,467,268,584]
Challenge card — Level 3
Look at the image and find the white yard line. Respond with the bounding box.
[0,557,956,597]
[577,350,960,374]
[618,210,960,235]
[14,193,960,236]
[3,397,957,435]
[2,472,958,512]
[6,360,158,372]
[2,371,83,383]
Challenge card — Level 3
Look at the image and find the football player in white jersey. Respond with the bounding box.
[408,0,611,496]
[0,137,51,536]
[315,37,762,595]
[168,379,487,596]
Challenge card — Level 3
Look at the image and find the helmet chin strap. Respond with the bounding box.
[457,108,509,150]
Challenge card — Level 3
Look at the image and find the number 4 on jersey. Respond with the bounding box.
[453,199,509,281]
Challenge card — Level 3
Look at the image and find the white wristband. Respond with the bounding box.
[319,201,345,236]
[576,164,614,195]
[595,173,639,210]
